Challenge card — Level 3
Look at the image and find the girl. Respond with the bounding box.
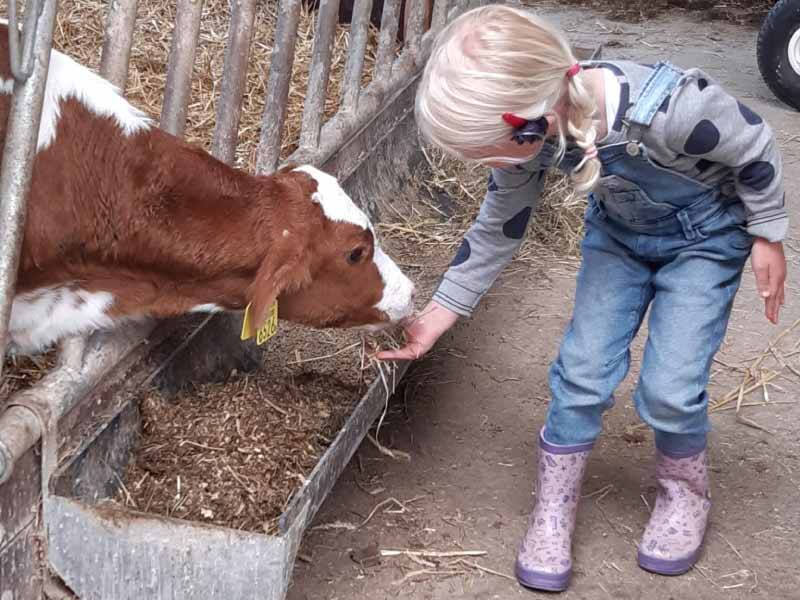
[378,4,788,593]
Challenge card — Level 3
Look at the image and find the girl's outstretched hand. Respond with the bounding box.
[751,238,786,325]
[377,300,459,361]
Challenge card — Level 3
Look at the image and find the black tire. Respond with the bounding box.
[757,0,800,110]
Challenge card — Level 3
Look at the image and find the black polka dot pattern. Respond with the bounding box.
[737,101,763,125]
[488,174,498,192]
[739,161,775,191]
[451,239,471,266]
[697,78,709,90]
[684,120,720,155]
[502,207,533,240]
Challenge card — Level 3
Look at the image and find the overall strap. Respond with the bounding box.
[623,62,684,144]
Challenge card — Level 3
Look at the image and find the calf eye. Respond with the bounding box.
[347,247,364,265]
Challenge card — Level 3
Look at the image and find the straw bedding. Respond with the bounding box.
[45,0,381,167]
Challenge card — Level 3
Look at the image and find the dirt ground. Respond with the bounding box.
[286,5,800,600]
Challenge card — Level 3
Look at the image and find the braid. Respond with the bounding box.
[563,69,601,192]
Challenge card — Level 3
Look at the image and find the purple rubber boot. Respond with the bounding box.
[515,429,593,592]
[637,448,711,575]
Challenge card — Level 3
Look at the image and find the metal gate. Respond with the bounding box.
[0,0,472,597]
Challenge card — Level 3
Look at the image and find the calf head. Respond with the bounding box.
[247,166,415,333]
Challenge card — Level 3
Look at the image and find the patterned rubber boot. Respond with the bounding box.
[515,430,593,592]
[637,448,711,575]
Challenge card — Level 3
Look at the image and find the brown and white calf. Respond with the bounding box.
[0,25,415,355]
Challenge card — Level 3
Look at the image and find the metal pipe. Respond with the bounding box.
[160,0,204,137]
[298,0,341,151]
[340,0,373,113]
[7,0,45,82]
[430,0,449,36]
[99,0,140,91]
[254,0,302,175]
[0,322,153,484]
[374,0,401,86]
[210,0,257,165]
[404,0,426,61]
[287,50,421,174]
[0,0,59,376]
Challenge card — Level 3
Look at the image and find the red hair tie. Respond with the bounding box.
[502,112,528,128]
[566,63,581,78]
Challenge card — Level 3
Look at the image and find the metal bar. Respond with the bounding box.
[7,0,45,82]
[339,0,373,113]
[0,323,154,484]
[287,50,420,170]
[210,0,257,164]
[374,0,401,86]
[298,0,341,151]
[0,0,59,375]
[99,0,139,91]
[254,0,302,175]
[160,0,204,137]
[404,0,426,61]
[430,0,449,35]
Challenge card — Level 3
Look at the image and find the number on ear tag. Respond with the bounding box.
[240,301,279,345]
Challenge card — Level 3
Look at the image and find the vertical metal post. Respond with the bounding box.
[404,0,426,60]
[430,0,449,35]
[99,0,139,91]
[210,0,257,164]
[255,0,302,175]
[0,0,60,377]
[160,0,204,136]
[298,0,341,151]
[374,0,401,86]
[340,0,373,113]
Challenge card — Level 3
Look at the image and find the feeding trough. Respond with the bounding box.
[43,330,409,600]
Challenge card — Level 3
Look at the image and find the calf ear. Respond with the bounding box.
[246,251,309,336]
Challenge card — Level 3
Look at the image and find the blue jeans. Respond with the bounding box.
[544,143,753,456]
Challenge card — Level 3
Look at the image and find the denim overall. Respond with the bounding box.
[544,63,753,455]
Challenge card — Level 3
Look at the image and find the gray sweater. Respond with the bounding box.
[433,60,787,318]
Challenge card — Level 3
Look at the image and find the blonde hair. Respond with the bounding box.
[415,4,600,191]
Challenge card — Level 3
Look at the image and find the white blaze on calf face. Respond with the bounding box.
[294,165,371,229]
[8,287,115,354]
[294,165,415,324]
[373,246,415,322]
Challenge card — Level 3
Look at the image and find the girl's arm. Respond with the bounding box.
[661,69,787,242]
[378,162,546,361]
[661,72,787,322]
[433,164,546,317]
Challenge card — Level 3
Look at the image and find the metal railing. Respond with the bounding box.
[0,0,59,374]
[0,0,462,484]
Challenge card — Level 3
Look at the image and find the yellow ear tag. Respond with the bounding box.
[240,301,279,345]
